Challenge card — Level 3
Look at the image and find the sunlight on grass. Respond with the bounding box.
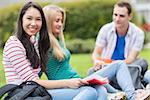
[140,49,150,67]
[70,54,93,77]
[0,49,6,87]
[0,49,150,87]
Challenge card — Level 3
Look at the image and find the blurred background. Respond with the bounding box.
[0,0,150,86]
[0,0,150,52]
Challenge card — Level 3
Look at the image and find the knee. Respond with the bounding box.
[85,87,98,99]
[95,85,107,93]
[95,86,108,100]
[113,61,126,69]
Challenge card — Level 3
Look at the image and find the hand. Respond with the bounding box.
[94,60,105,71]
[67,78,89,89]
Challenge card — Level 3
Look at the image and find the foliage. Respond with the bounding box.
[0,4,21,47]
[66,38,95,53]
[0,0,139,48]
[144,32,150,44]
[60,0,115,39]
[0,0,115,47]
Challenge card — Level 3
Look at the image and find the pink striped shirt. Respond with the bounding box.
[3,36,40,85]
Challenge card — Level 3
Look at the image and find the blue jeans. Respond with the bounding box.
[87,61,135,100]
[144,70,150,83]
[47,86,97,100]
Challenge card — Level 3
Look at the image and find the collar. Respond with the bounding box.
[111,22,132,37]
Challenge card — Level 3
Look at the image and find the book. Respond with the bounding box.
[86,77,109,85]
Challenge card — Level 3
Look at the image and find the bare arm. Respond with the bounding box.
[123,28,144,64]
[35,78,89,89]
[124,49,139,64]
[5,37,88,90]
[92,46,105,71]
[92,46,102,61]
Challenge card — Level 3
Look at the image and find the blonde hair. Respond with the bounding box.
[43,5,66,61]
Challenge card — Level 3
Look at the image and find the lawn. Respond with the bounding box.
[0,49,150,87]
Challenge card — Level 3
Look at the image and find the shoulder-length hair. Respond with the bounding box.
[15,1,50,72]
[43,5,66,61]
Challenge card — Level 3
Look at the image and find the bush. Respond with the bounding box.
[60,0,116,39]
[0,0,139,47]
[66,38,95,53]
[0,4,20,47]
[144,32,150,44]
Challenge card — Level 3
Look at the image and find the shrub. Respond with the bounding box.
[0,0,139,47]
[60,0,116,39]
[0,4,21,47]
[66,38,95,53]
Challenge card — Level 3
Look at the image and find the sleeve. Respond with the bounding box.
[5,40,39,82]
[95,26,107,48]
[133,30,144,51]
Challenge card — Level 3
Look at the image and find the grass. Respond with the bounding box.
[0,49,5,87]
[0,49,150,87]
[70,54,93,77]
[139,49,150,66]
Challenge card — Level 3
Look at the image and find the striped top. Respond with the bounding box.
[3,36,40,85]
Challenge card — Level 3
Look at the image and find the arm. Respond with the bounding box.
[5,37,88,89]
[35,78,88,89]
[124,27,144,64]
[92,46,102,62]
[92,25,109,70]
[124,50,139,64]
[92,46,105,71]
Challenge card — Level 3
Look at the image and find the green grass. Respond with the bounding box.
[70,54,93,77]
[139,49,150,66]
[0,49,150,87]
[0,49,5,87]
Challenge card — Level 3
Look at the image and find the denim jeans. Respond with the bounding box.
[88,61,135,100]
[47,86,97,100]
[47,61,135,100]
[144,70,150,84]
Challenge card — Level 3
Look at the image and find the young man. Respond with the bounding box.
[89,1,148,89]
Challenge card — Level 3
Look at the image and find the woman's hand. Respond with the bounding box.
[67,78,89,89]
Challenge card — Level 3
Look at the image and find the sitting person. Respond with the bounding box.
[2,2,98,100]
[42,4,141,100]
[88,0,148,89]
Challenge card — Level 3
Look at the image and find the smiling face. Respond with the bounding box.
[113,5,131,30]
[22,7,42,36]
[52,11,63,36]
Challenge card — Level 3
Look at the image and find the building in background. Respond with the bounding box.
[131,0,150,32]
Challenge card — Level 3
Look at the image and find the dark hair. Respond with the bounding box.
[15,2,50,72]
[116,1,132,15]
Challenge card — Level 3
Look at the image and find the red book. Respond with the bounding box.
[87,77,109,85]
